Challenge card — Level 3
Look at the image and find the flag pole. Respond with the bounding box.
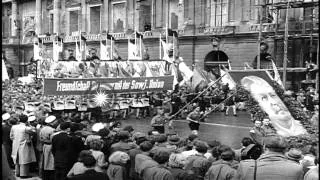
[128,36,130,61]
[111,36,113,60]
[159,33,162,59]
[140,34,142,60]
[282,0,290,90]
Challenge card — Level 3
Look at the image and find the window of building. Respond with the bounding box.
[210,0,228,26]
[155,0,165,28]
[90,6,101,34]
[2,17,11,38]
[69,10,79,35]
[49,13,54,34]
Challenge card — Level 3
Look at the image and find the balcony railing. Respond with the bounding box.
[249,23,277,32]
[199,26,236,35]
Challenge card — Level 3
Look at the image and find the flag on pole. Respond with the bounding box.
[100,40,111,60]
[220,69,236,89]
[161,39,172,63]
[53,36,60,61]
[191,68,207,91]
[75,40,82,61]
[33,41,42,61]
[128,39,141,60]
[178,60,193,85]
[272,61,284,89]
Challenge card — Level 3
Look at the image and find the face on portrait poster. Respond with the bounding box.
[228,70,307,137]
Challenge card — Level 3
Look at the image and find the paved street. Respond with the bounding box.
[120,111,252,149]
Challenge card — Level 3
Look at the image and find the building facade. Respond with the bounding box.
[2,0,319,89]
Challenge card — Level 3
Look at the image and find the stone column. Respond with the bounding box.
[11,0,18,37]
[35,0,42,35]
[81,0,87,32]
[53,0,60,34]
[102,0,109,31]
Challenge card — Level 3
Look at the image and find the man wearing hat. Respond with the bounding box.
[235,135,304,180]
[150,106,168,134]
[285,148,304,164]
[10,114,37,178]
[39,115,58,180]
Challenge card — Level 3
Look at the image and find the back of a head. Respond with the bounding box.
[264,135,288,153]
[60,122,70,131]
[118,130,130,141]
[70,122,79,133]
[153,150,170,164]
[194,140,208,154]
[221,149,235,161]
[241,137,254,147]
[82,155,97,168]
[78,150,92,162]
[19,114,28,123]
[140,141,153,152]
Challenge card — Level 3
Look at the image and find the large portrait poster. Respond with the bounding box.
[228,70,307,137]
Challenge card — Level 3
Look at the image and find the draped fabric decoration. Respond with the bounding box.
[41,61,167,78]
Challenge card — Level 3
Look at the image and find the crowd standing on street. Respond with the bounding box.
[2,76,319,180]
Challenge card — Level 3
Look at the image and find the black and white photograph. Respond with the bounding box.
[2,0,319,180]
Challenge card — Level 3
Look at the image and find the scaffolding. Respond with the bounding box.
[264,0,319,90]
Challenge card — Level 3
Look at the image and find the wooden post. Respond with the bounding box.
[316,39,319,92]
[282,0,290,90]
[257,6,262,69]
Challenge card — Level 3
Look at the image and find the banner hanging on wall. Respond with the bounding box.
[44,76,174,95]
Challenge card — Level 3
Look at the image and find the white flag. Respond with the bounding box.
[128,41,142,60]
[161,40,172,63]
[100,40,111,60]
[33,43,42,60]
[53,40,59,61]
[76,41,82,61]
[220,69,236,89]
[2,59,9,81]
[178,60,193,82]
[272,61,284,89]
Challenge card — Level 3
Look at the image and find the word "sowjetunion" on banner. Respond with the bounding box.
[56,81,91,91]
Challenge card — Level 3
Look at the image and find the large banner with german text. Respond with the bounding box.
[44,76,174,95]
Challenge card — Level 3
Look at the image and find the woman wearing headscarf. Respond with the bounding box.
[106,151,130,180]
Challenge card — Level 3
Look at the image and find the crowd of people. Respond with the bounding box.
[2,111,319,180]
[2,70,319,180]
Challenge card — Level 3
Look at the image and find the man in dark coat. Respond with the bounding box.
[52,122,72,180]
[68,155,109,180]
[251,42,274,69]
[68,123,85,170]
